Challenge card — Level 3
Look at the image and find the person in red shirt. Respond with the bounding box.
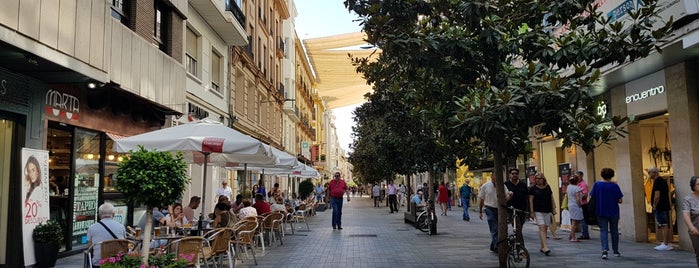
[328,172,350,229]
[252,193,271,215]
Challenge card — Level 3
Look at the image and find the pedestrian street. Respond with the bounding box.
[56,195,696,268]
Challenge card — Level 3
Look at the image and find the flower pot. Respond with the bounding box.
[33,242,59,268]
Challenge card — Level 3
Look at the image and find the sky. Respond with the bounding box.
[294,0,363,153]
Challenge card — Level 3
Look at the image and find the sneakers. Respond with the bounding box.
[654,243,674,251]
[577,235,590,240]
[613,251,621,257]
[601,251,608,259]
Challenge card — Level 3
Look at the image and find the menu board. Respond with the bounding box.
[71,181,98,247]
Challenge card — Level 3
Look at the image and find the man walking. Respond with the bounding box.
[460,180,473,221]
[372,184,381,207]
[577,171,591,239]
[387,181,398,213]
[505,168,529,247]
[479,176,500,252]
[329,172,350,229]
[650,166,674,250]
[216,180,232,203]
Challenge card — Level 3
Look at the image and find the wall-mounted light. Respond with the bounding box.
[87,154,94,160]
[108,155,115,161]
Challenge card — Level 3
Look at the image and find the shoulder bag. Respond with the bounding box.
[584,192,598,225]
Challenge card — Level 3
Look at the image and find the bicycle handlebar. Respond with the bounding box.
[503,205,530,215]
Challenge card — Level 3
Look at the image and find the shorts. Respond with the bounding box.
[654,210,670,227]
[535,212,552,226]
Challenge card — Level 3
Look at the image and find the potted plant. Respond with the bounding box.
[32,219,63,268]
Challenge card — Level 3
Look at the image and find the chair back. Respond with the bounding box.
[234,221,258,245]
[100,239,136,259]
[269,212,284,230]
[168,236,206,266]
[261,213,275,230]
[205,228,234,255]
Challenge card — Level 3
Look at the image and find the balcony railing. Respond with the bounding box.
[225,0,246,26]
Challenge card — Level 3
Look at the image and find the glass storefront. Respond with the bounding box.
[47,122,129,252]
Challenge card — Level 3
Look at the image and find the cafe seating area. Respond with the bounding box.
[83,199,323,267]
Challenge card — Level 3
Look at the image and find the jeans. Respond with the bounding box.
[373,196,380,207]
[485,206,498,251]
[388,194,398,212]
[581,217,589,237]
[461,197,470,220]
[597,215,619,252]
[331,197,344,228]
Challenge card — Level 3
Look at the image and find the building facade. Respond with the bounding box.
[0,0,192,265]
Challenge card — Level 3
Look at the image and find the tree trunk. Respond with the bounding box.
[494,153,508,267]
[141,209,153,265]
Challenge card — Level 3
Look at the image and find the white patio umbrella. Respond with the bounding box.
[113,119,276,229]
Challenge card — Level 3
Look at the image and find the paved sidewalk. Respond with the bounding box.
[56,196,696,267]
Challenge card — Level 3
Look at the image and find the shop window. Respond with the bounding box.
[71,129,100,248]
[104,137,127,193]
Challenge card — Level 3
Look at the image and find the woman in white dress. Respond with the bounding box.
[567,175,584,242]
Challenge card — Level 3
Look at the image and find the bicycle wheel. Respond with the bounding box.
[415,213,429,232]
[507,243,530,268]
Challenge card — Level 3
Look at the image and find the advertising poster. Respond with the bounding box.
[21,148,50,266]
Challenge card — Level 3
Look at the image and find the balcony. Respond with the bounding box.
[189,0,248,45]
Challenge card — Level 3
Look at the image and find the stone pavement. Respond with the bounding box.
[56,196,696,267]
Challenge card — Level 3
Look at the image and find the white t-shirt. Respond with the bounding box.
[478,181,499,208]
[217,186,232,200]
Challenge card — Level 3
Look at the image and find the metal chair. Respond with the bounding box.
[201,228,235,268]
[293,204,310,231]
[165,236,207,267]
[84,239,136,268]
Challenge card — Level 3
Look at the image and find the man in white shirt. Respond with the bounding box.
[479,176,508,253]
[216,181,232,203]
[387,181,398,213]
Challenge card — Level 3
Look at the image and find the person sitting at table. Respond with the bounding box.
[138,207,166,231]
[212,202,236,228]
[183,196,200,223]
[252,193,271,215]
[238,199,257,220]
[87,203,126,267]
[164,203,187,228]
[289,192,301,211]
[271,196,287,214]
[232,194,244,213]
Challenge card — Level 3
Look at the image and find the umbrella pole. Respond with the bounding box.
[199,152,210,234]
[244,163,248,194]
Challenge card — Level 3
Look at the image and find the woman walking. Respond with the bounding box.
[438,182,449,216]
[589,168,623,259]
[682,175,699,267]
[567,174,584,242]
[529,173,556,255]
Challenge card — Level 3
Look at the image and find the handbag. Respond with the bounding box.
[561,194,569,210]
[584,194,598,225]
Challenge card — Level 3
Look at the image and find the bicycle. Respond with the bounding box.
[497,206,530,268]
[415,200,436,234]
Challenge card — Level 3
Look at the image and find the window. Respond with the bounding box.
[186,27,198,77]
[110,0,128,25]
[153,0,168,52]
[211,50,222,93]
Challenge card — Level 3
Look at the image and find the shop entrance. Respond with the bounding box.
[0,117,15,265]
[0,113,24,266]
[639,114,678,244]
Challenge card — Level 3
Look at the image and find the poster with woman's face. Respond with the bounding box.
[21,148,49,266]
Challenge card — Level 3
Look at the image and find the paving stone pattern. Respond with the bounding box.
[55,196,696,267]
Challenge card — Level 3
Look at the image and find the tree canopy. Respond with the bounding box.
[345,0,671,265]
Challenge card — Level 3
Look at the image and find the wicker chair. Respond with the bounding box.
[266,212,284,245]
[165,236,207,267]
[201,228,234,268]
[232,220,258,265]
[84,239,136,268]
[293,203,310,231]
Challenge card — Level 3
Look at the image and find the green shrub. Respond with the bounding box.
[299,179,314,200]
[33,220,63,244]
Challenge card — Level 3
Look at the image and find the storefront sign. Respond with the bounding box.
[0,79,7,95]
[625,70,667,116]
[20,148,50,266]
[599,0,696,27]
[45,89,79,120]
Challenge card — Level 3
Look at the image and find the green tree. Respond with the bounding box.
[116,146,189,265]
[345,0,671,265]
